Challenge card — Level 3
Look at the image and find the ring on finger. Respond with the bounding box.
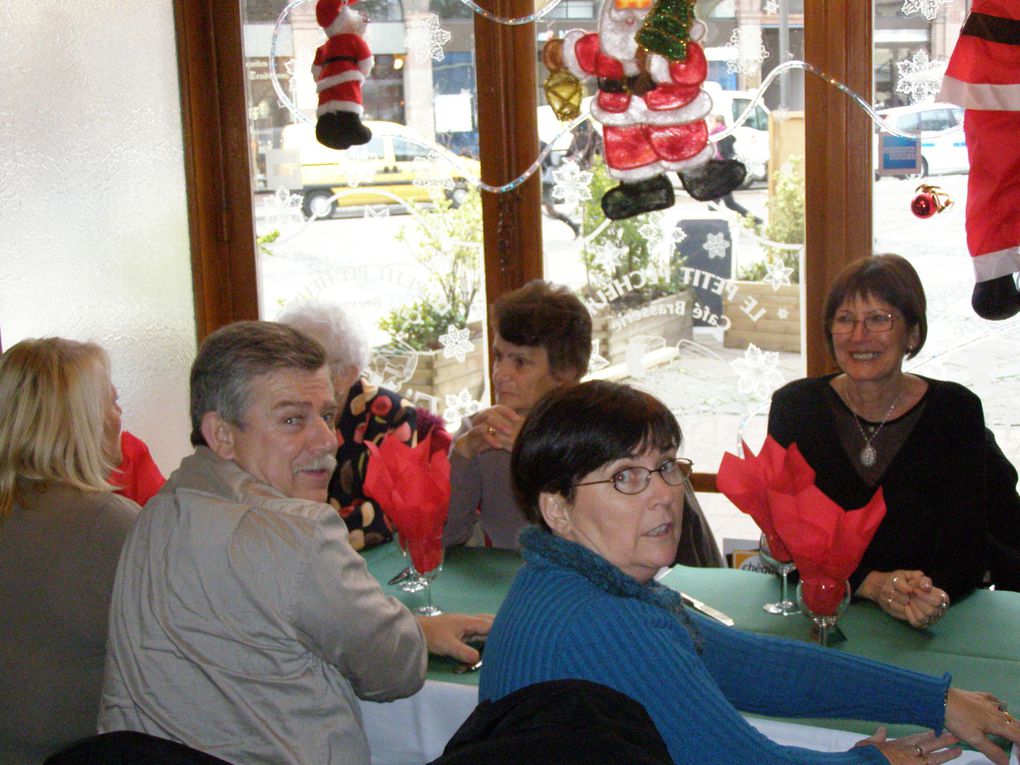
[487,425,497,436]
[892,575,900,586]
[1005,711,1014,725]
[914,744,924,757]
[886,596,894,606]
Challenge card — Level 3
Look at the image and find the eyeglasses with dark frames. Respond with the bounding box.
[829,312,897,335]
[571,457,694,496]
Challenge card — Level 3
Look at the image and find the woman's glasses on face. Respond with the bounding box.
[572,458,694,496]
[829,312,897,335]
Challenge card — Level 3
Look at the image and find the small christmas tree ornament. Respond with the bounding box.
[910,184,953,219]
[635,0,696,60]
[544,70,583,122]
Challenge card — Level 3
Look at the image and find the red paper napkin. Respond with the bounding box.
[716,436,816,562]
[364,430,450,573]
[770,483,886,614]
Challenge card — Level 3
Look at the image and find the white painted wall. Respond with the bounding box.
[0,1,196,475]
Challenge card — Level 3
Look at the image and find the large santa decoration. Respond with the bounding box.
[313,0,375,150]
[543,0,743,220]
[938,0,1020,319]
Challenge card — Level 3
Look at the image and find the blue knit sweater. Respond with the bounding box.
[479,529,951,765]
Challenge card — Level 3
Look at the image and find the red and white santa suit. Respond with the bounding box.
[313,5,374,121]
[938,0,1020,288]
[561,2,713,182]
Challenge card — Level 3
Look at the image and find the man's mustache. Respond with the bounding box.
[293,454,338,475]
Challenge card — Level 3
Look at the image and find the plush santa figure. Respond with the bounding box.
[938,0,1020,319]
[544,0,743,220]
[313,0,374,150]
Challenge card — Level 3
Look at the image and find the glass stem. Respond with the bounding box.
[780,568,790,604]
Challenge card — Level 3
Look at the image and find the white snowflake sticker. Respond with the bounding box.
[777,307,790,320]
[900,0,951,22]
[672,225,688,246]
[442,388,482,432]
[763,258,794,290]
[703,232,730,260]
[404,14,453,64]
[895,49,947,105]
[588,340,610,373]
[730,344,785,402]
[551,160,594,210]
[591,240,628,272]
[438,324,474,363]
[339,148,376,188]
[763,0,780,14]
[725,28,770,77]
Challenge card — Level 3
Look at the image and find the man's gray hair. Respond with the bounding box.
[190,321,326,446]
[276,300,370,377]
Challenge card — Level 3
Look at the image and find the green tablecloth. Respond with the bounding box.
[363,542,1020,739]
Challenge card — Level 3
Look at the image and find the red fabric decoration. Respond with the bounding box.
[111,431,166,506]
[363,430,450,573]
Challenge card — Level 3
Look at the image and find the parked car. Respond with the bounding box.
[537,85,771,187]
[279,121,480,219]
[876,102,968,177]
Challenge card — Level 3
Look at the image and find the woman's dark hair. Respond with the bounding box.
[493,280,592,380]
[511,380,682,531]
[823,253,927,360]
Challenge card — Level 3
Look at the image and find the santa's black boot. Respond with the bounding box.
[972,274,1020,320]
[601,174,675,220]
[316,112,373,150]
[677,159,747,201]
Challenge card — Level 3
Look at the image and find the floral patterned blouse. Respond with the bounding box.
[328,378,417,550]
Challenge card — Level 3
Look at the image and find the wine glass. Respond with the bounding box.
[406,533,444,616]
[796,579,851,647]
[394,532,426,593]
[758,533,799,616]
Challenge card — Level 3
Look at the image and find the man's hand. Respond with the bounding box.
[452,405,524,460]
[416,613,494,664]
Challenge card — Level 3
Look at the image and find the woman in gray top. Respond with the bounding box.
[0,338,139,764]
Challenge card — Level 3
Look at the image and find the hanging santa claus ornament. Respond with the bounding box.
[313,0,375,150]
[910,184,953,219]
[939,0,1020,319]
[542,0,744,220]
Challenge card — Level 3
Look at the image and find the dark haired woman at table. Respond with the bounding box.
[0,338,139,764]
[768,254,1020,630]
[479,380,1019,765]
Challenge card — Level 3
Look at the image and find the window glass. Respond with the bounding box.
[537,0,806,471]
[872,0,1020,467]
[240,0,487,427]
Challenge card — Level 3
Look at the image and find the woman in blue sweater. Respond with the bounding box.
[478,380,1018,765]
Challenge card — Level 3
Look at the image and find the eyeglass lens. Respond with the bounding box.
[614,460,691,494]
[830,313,894,334]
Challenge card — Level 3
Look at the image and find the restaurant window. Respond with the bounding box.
[871,0,1020,469]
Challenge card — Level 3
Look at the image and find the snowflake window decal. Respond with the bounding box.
[442,388,482,432]
[703,232,730,260]
[895,49,947,105]
[672,225,688,246]
[763,0,780,15]
[763,258,794,291]
[413,151,457,196]
[339,149,376,188]
[590,240,628,272]
[551,160,594,210]
[730,343,785,402]
[725,28,770,77]
[405,14,453,64]
[900,0,952,22]
[438,324,475,363]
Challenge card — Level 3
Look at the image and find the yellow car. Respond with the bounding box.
[279,120,480,219]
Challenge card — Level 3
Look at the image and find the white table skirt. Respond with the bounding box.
[362,680,1011,765]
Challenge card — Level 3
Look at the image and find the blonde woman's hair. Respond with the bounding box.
[0,338,116,519]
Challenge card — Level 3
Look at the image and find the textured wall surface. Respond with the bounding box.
[0,1,196,474]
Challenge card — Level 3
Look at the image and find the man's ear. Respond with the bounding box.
[539,491,572,535]
[200,411,237,460]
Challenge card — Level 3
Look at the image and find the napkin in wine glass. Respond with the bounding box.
[770,484,886,614]
[716,436,816,562]
[364,429,451,573]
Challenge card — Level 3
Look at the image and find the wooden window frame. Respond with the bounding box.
[173,0,872,487]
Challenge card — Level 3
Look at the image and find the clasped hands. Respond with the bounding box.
[453,405,524,460]
[860,569,950,629]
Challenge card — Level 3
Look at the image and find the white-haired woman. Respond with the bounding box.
[278,301,420,550]
[0,338,139,763]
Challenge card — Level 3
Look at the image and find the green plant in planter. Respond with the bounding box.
[578,157,683,310]
[739,155,804,284]
[380,189,483,352]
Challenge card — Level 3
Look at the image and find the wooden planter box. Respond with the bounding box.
[591,291,696,366]
[404,343,486,404]
[723,281,801,354]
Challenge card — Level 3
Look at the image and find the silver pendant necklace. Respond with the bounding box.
[849,385,904,468]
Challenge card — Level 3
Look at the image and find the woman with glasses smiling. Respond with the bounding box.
[768,254,1020,630]
[474,380,1018,765]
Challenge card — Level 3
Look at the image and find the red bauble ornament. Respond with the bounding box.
[910,184,953,219]
[911,192,937,218]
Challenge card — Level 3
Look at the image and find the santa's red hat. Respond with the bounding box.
[316,0,358,29]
